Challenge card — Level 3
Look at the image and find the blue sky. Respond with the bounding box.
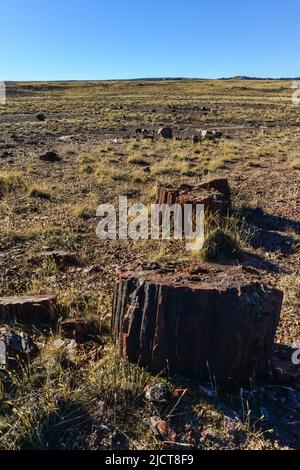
[1,0,299,80]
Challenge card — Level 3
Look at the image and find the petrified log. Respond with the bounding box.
[39,151,62,162]
[0,295,56,324]
[157,127,173,139]
[112,262,283,385]
[156,178,231,216]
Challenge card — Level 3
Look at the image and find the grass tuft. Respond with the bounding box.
[201,228,242,263]
[0,171,25,198]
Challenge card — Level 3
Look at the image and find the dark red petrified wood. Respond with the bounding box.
[112,262,283,385]
[156,178,231,215]
[0,295,56,324]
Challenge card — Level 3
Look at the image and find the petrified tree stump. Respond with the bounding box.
[112,262,283,385]
[156,178,231,216]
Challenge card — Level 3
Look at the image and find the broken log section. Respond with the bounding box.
[0,295,56,324]
[156,178,231,216]
[112,262,283,385]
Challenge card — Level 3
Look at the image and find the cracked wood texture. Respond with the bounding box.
[112,262,283,386]
[0,295,56,324]
[156,178,231,216]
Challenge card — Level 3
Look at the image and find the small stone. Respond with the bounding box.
[65,339,77,362]
[158,127,173,139]
[201,129,214,140]
[58,135,73,141]
[30,250,79,268]
[1,151,13,159]
[53,339,65,350]
[145,383,170,403]
[141,129,155,140]
[141,165,151,173]
[83,265,102,275]
[212,130,223,139]
[36,113,46,122]
[53,339,78,368]
[39,151,62,162]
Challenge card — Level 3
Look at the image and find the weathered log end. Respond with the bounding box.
[112,262,283,386]
[199,177,231,202]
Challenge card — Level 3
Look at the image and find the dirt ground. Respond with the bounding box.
[0,79,299,450]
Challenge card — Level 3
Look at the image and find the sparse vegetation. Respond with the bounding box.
[0,171,25,198]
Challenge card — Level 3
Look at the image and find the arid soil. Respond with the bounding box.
[0,80,299,450]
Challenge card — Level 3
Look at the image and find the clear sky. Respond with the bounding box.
[1,0,299,80]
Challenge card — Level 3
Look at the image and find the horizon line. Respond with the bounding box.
[3,76,300,83]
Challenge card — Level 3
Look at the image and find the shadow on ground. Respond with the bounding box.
[164,344,300,449]
[16,399,92,450]
[251,230,298,256]
[240,207,300,234]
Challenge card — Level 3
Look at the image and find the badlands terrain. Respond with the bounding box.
[0,79,299,449]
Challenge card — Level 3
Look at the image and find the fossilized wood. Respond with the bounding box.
[112,262,283,385]
[0,295,57,324]
[0,327,38,364]
[199,178,231,202]
[29,250,79,268]
[156,178,231,216]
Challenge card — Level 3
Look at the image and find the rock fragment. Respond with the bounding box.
[39,151,62,162]
[145,383,171,404]
[156,178,231,216]
[0,327,38,364]
[158,127,173,139]
[36,113,46,122]
[59,318,89,343]
[150,418,177,441]
[270,355,300,386]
